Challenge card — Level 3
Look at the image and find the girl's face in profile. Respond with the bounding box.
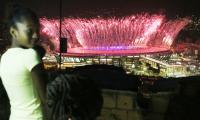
[11,17,39,48]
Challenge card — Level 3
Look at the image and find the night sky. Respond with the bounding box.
[0,0,199,19]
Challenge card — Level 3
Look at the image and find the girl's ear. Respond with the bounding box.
[10,27,17,39]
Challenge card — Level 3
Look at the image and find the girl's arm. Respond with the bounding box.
[31,63,47,104]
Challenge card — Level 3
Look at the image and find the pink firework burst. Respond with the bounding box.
[40,13,189,55]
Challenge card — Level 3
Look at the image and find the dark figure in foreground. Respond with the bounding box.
[47,73,103,120]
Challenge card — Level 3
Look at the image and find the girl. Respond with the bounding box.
[0,4,47,120]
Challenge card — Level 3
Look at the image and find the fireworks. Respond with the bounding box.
[40,13,189,54]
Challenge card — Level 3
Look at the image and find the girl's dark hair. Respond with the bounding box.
[4,3,39,30]
[3,3,39,41]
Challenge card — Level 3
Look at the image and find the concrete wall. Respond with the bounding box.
[97,89,142,120]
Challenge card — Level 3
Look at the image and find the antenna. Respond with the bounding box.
[59,0,68,71]
[59,0,62,70]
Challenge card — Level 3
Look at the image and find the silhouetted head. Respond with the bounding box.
[5,3,40,48]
